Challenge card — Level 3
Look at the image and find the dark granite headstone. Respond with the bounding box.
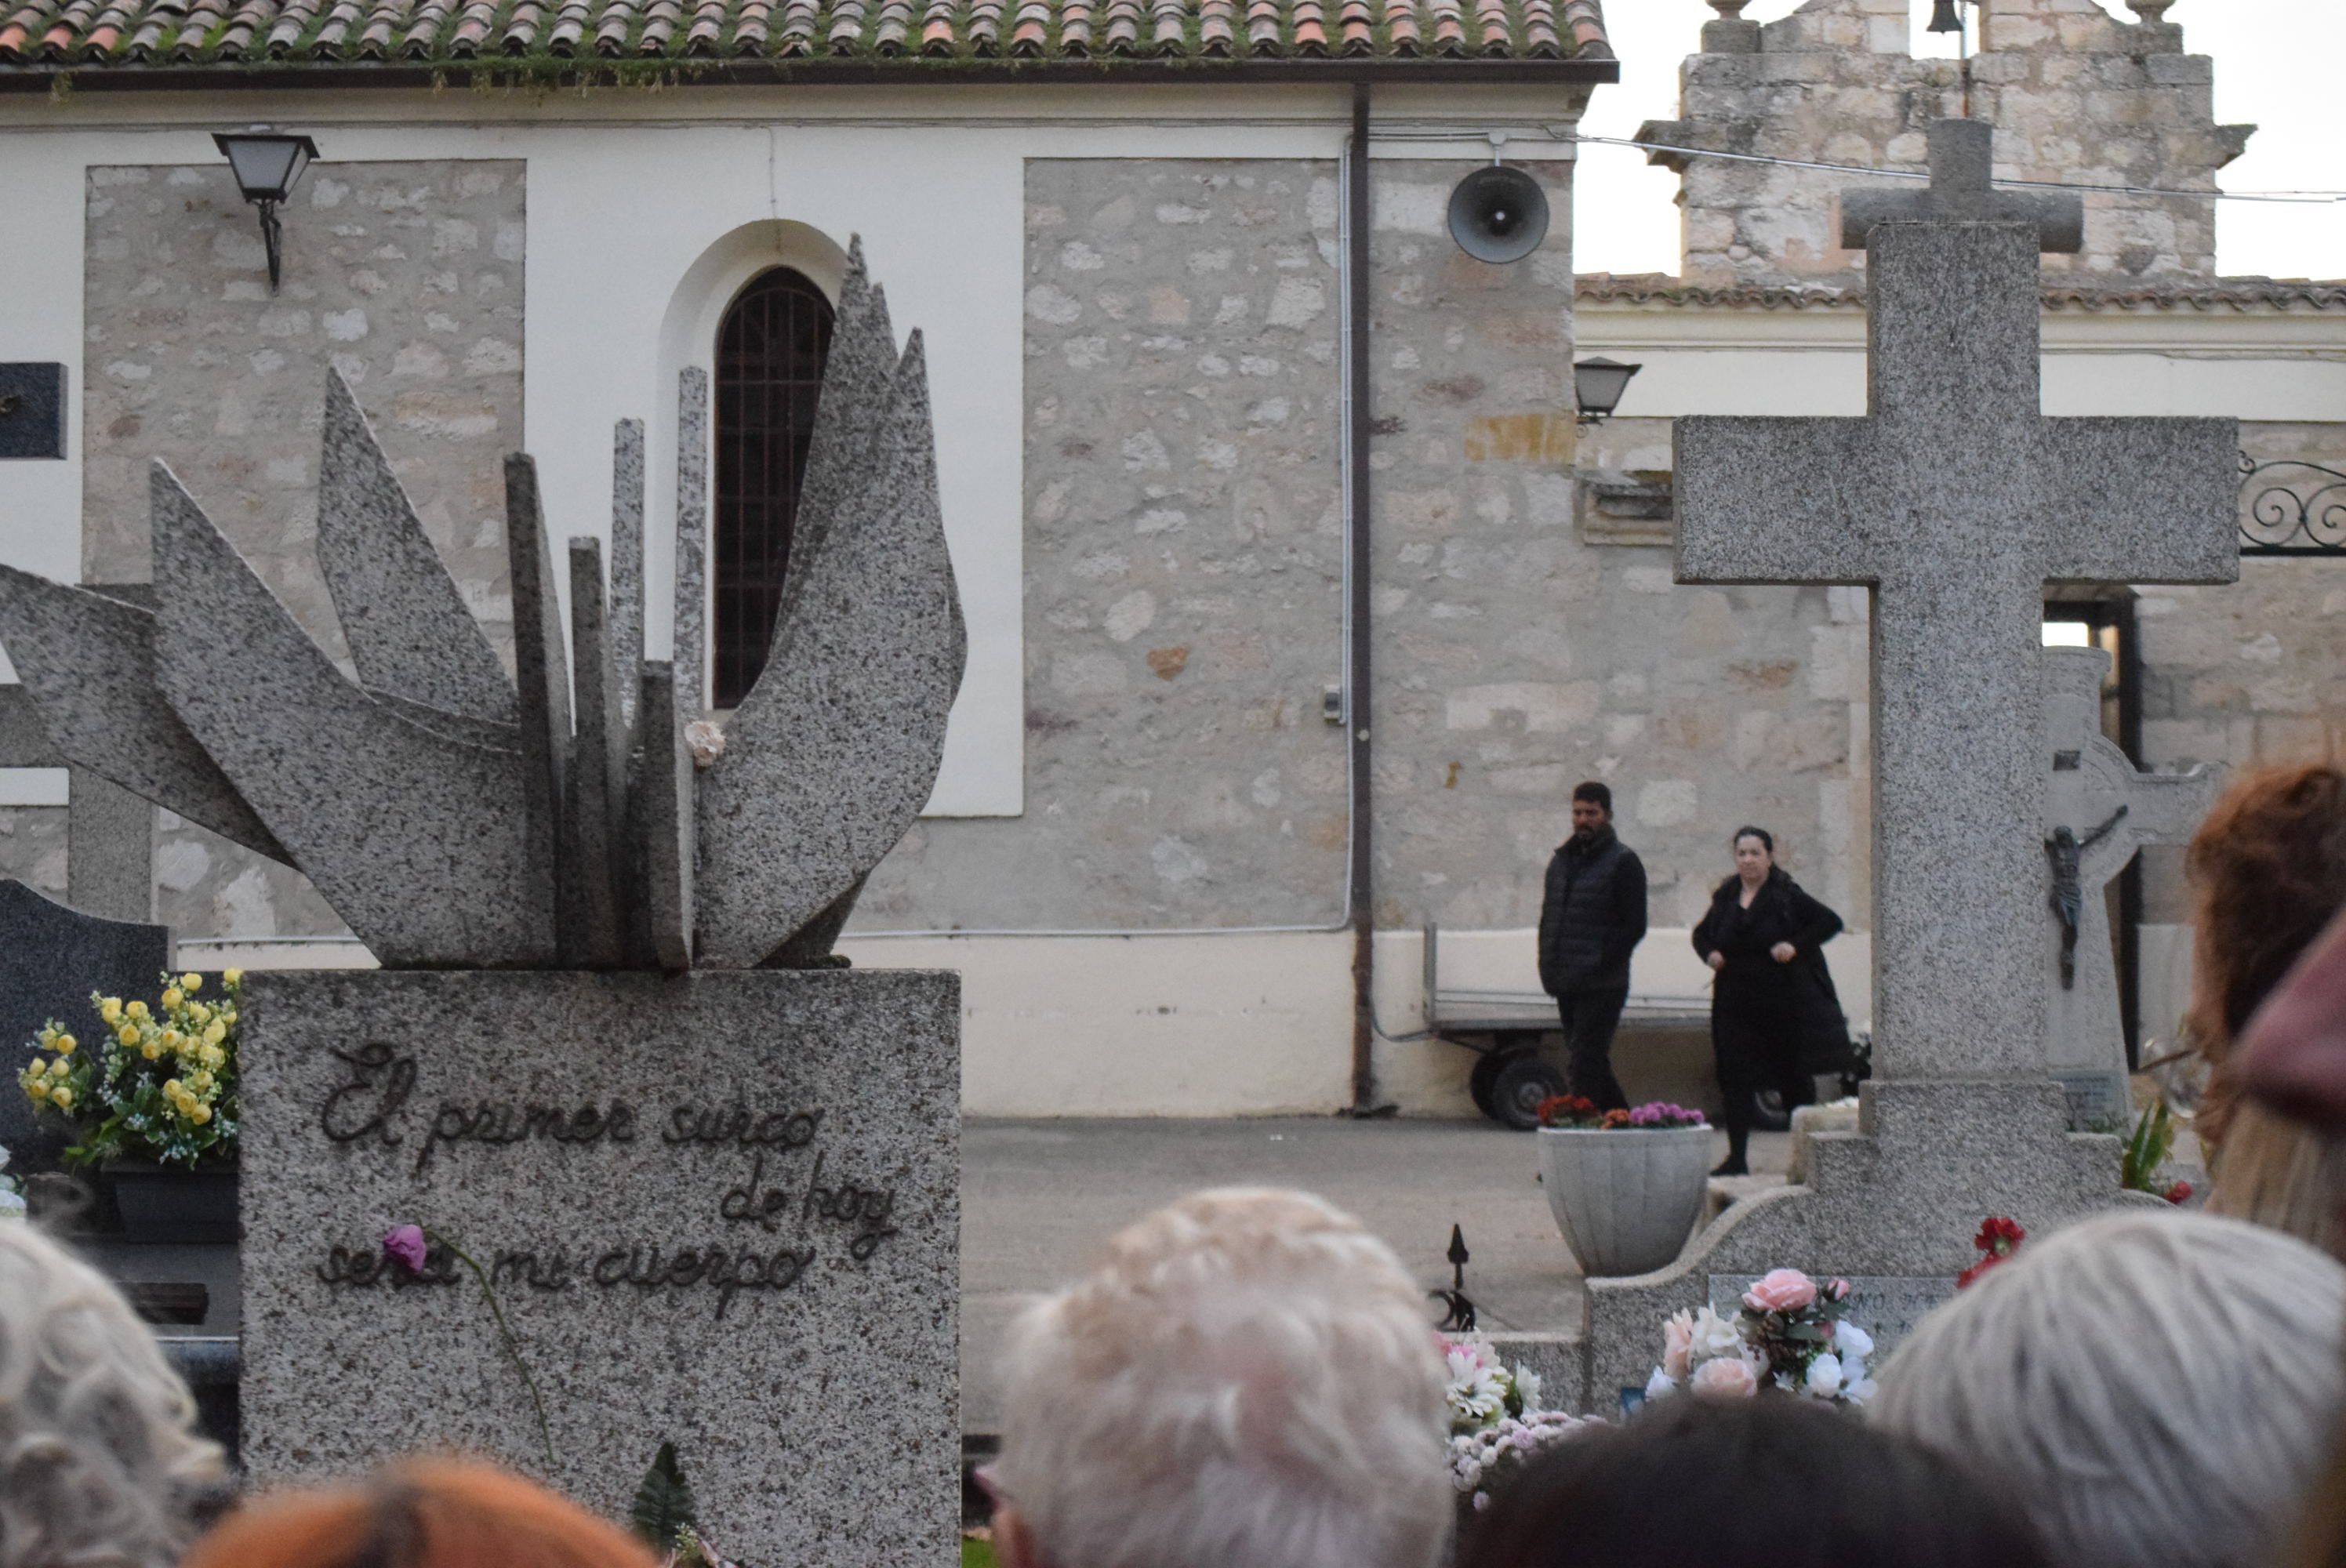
[0,364,67,460]
[0,878,172,1171]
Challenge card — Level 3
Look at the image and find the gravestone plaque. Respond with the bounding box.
[0,364,67,460]
[1707,1273,1956,1362]
[0,878,172,1169]
[239,969,958,1568]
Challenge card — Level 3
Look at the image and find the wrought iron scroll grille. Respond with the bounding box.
[2239,452,2346,557]
[714,267,836,708]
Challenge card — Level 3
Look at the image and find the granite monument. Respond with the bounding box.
[1576,121,2239,1406]
[0,238,966,1566]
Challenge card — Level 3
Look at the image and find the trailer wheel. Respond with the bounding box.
[1491,1054,1567,1131]
[1469,1051,1507,1117]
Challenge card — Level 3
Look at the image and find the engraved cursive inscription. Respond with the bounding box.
[321,1044,418,1147]
[415,1100,638,1176]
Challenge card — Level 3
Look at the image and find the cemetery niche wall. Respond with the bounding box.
[0,239,964,1568]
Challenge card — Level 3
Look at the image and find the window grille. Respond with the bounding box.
[713,267,835,708]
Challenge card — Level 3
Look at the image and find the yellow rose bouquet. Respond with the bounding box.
[16,969,242,1168]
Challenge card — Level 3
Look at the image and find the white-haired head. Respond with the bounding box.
[992,1187,1450,1568]
[1869,1208,2346,1568]
[0,1221,224,1568]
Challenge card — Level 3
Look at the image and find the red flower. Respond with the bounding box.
[1974,1218,2025,1258]
[1536,1094,1602,1127]
[1959,1217,2028,1289]
[2163,1181,2193,1206]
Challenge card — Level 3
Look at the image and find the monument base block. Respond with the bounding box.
[1578,1079,2161,1410]
[240,970,960,1568]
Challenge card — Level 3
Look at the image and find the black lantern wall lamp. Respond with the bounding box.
[212,129,320,293]
[1572,357,1642,425]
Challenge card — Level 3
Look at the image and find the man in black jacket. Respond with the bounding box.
[1537,781,1648,1112]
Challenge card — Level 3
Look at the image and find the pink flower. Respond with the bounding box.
[1661,1310,1694,1380]
[1742,1268,1818,1314]
[1828,1278,1851,1301]
[1687,1354,1760,1401]
[382,1224,427,1274]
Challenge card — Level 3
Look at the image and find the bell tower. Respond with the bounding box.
[1636,0,2250,288]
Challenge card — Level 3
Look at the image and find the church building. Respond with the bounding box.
[0,0,2333,1120]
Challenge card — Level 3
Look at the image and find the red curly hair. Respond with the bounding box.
[180,1458,660,1568]
[2186,763,2346,1145]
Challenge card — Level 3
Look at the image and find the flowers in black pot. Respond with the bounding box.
[16,969,242,1168]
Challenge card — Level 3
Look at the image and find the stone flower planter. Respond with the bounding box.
[1538,1126,1712,1277]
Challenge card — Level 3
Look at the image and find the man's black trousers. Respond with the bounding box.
[1554,985,1629,1112]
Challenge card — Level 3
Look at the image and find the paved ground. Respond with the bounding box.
[960,1116,1790,1432]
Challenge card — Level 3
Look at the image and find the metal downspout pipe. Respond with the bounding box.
[1345,82,1382,1116]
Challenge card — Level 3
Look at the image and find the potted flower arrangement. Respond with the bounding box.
[1535,1096,1712,1276]
[16,970,242,1241]
[1642,1269,1876,1406]
[1440,1335,1593,1522]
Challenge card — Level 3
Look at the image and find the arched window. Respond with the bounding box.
[713,267,835,708]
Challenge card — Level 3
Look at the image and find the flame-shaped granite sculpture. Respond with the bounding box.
[0,239,964,971]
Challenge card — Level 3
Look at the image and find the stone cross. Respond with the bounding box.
[2039,647,2220,1123]
[1841,119,2084,254]
[1674,118,2239,1079]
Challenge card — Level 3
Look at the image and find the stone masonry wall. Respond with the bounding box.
[858,156,1861,935]
[67,158,526,939]
[857,159,1349,929]
[2135,418,2346,923]
[1642,0,2250,288]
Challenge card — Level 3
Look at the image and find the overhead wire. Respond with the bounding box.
[1564,129,2346,205]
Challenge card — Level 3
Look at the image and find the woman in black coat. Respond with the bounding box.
[1692,827,1847,1177]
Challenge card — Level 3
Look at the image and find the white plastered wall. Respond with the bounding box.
[0,85,1614,1116]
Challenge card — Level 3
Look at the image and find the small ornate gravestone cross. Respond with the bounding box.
[1431,1222,1476,1332]
[2039,648,2221,1121]
[1673,120,2239,1080]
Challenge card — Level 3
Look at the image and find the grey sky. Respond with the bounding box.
[1574,0,2344,281]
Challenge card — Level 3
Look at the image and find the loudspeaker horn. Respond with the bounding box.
[1447,165,1549,264]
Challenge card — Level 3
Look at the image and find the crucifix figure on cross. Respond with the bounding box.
[2039,647,2221,1123]
[1673,118,2239,1083]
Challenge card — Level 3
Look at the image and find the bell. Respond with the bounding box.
[1446,165,1550,265]
[1926,0,1963,33]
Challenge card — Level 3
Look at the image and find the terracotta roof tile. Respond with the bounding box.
[823,0,863,49]
[1425,0,1461,54]
[916,0,950,53]
[687,0,737,52]
[1556,0,1600,55]
[1238,0,1268,49]
[968,0,999,49]
[0,0,1604,63]
[1099,0,1135,52]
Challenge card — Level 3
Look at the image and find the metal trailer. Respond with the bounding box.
[1421,922,1712,1128]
